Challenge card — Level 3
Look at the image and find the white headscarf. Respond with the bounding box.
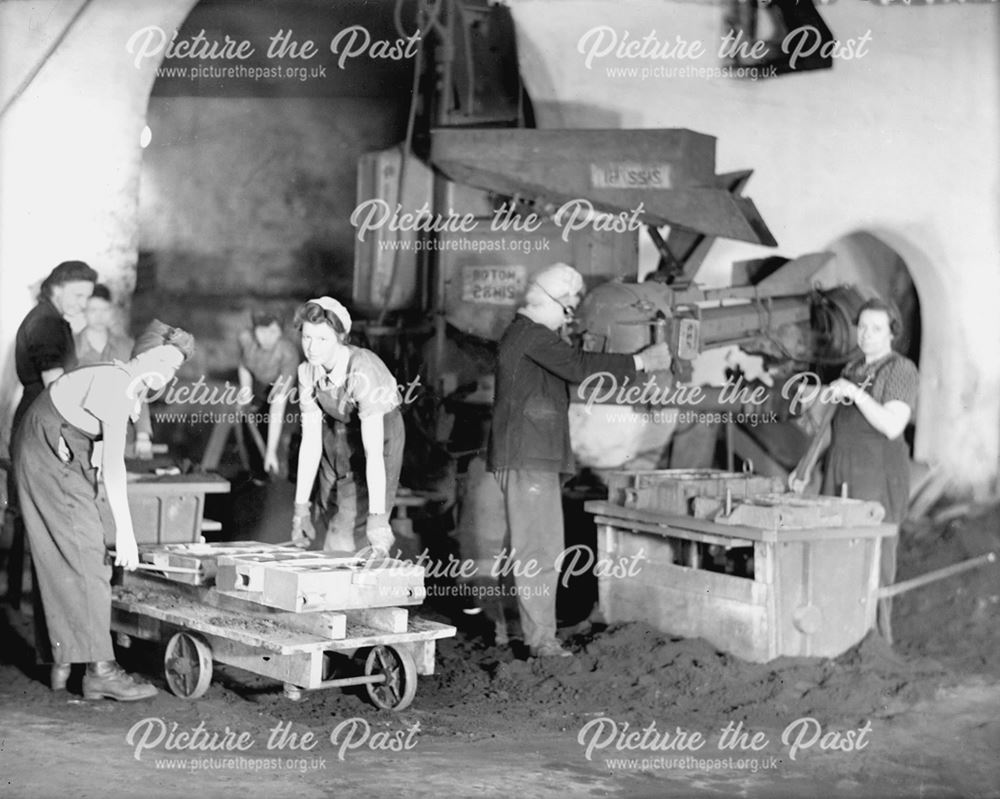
[307,296,352,334]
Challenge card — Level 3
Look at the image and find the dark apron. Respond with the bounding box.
[822,376,910,525]
[822,359,909,641]
[12,390,115,665]
[312,363,404,545]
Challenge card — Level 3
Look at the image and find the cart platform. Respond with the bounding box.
[111,568,455,708]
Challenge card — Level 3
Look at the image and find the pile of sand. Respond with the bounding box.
[270,505,999,737]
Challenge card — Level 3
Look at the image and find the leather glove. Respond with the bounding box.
[291,502,315,548]
[637,342,672,372]
[365,512,395,555]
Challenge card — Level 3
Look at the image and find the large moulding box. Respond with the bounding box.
[216,554,426,613]
[605,468,785,516]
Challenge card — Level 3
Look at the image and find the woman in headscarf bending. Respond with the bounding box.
[289,297,404,554]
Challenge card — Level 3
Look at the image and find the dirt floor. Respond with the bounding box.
[2,497,999,798]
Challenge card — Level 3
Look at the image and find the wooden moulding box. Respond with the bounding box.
[126,475,230,545]
[604,469,785,516]
[590,502,893,663]
[216,555,427,613]
[129,493,202,544]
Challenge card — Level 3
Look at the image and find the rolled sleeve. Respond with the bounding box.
[297,362,320,416]
[349,351,400,419]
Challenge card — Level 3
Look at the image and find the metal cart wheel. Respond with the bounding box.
[164,632,213,699]
[364,645,417,711]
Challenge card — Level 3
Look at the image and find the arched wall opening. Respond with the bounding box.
[0,0,199,455]
[132,1,420,379]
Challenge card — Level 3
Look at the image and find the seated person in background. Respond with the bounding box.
[75,284,154,459]
[237,310,300,479]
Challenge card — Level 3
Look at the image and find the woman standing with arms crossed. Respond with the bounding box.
[14,321,195,698]
[289,297,403,554]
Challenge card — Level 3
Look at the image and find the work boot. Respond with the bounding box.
[50,663,71,691]
[82,661,158,701]
[529,639,573,658]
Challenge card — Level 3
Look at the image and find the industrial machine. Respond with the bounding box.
[352,126,871,477]
[347,126,955,662]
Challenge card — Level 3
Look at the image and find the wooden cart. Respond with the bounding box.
[111,572,455,709]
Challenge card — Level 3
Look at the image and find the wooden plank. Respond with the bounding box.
[762,525,897,543]
[120,575,350,640]
[111,594,327,653]
[284,612,347,640]
[127,474,231,495]
[588,501,897,543]
[771,537,877,658]
[208,637,324,689]
[345,607,409,634]
[111,607,167,642]
[599,565,774,663]
[404,640,437,676]
[720,495,885,529]
[587,500,769,541]
[593,515,751,548]
[614,557,765,604]
[112,588,455,654]
[336,616,456,649]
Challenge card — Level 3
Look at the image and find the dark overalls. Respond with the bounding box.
[312,362,404,552]
[822,354,912,642]
[13,390,116,665]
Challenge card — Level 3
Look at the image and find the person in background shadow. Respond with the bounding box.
[75,284,154,460]
[236,310,300,482]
